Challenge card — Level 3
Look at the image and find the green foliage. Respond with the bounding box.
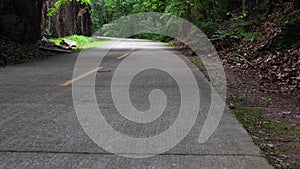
[98,0,245,41]
[100,12,177,41]
[244,32,260,42]
[47,0,91,16]
[197,21,219,37]
[230,105,299,140]
[49,0,273,43]
[190,58,204,68]
[42,29,52,39]
[160,42,174,48]
[227,88,299,156]
[210,12,261,42]
[90,0,105,32]
[233,12,248,20]
[50,35,109,51]
[131,34,171,42]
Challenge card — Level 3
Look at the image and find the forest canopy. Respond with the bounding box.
[47,0,91,16]
[48,0,299,39]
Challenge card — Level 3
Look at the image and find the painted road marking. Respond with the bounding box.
[60,67,103,87]
[117,49,135,60]
[117,53,129,60]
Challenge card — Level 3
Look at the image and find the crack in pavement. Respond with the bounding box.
[0,149,263,157]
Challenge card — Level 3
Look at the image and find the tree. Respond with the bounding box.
[0,0,43,43]
[47,0,91,16]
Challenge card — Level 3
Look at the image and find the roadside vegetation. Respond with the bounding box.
[50,35,109,52]
[47,2,299,167]
[190,53,299,168]
[0,0,298,167]
[228,92,299,168]
[0,35,109,67]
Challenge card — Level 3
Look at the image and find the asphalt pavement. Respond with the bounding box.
[0,39,273,168]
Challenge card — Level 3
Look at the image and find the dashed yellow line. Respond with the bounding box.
[117,49,136,60]
[117,53,130,60]
[60,67,103,87]
[61,49,136,87]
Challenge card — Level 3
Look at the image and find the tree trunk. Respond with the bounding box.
[41,0,92,38]
[0,0,43,44]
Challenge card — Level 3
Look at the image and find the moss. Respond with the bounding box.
[50,35,109,51]
[190,57,204,68]
[229,104,299,167]
[1,35,109,67]
[159,42,175,48]
[229,105,298,140]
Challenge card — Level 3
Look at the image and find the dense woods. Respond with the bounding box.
[0,1,299,167]
[0,0,299,46]
[0,0,42,43]
[41,0,92,38]
[0,1,298,91]
[46,1,300,168]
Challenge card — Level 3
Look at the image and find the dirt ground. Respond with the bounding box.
[225,65,300,168]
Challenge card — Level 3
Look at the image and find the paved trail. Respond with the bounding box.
[0,39,272,168]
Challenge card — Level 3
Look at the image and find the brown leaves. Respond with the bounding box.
[0,35,55,66]
[216,10,300,93]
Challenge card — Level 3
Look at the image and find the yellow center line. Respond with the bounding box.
[117,49,136,60]
[117,53,129,60]
[60,67,103,87]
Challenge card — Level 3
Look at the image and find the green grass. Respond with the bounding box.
[159,42,175,48]
[189,51,298,142]
[1,35,109,67]
[229,105,298,140]
[225,86,300,168]
[229,104,298,166]
[50,35,109,52]
[190,57,205,68]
